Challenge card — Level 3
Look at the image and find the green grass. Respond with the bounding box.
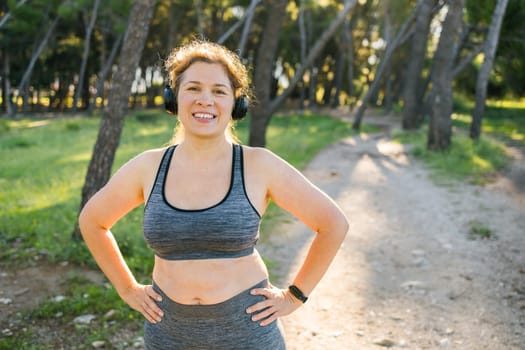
[452,97,525,147]
[468,220,494,240]
[392,127,510,185]
[392,99,522,185]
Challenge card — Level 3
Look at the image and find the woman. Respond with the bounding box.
[79,40,348,349]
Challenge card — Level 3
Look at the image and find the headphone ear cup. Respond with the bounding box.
[232,96,249,120]
[164,84,177,114]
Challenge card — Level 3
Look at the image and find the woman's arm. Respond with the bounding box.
[246,148,349,325]
[78,151,163,323]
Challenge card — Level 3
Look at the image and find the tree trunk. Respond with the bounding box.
[195,0,205,37]
[309,64,319,108]
[342,15,356,108]
[248,0,289,147]
[331,51,345,108]
[427,0,464,151]
[238,0,261,57]
[166,1,179,52]
[402,0,435,129]
[73,0,101,114]
[352,1,418,130]
[88,33,123,115]
[381,0,393,114]
[17,17,59,94]
[3,52,14,116]
[73,0,158,240]
[298,1,307,110]
[470,0,509,140]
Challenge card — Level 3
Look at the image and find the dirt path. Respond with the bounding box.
[259,130,525,349]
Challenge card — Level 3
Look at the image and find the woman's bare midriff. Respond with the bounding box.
[152,250,269,305]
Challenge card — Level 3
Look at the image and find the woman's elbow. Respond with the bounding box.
[77,208,90,238]
[78,202,98,240]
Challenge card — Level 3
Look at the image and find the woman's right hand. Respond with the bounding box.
[120,283,164,323]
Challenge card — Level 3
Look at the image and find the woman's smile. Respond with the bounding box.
[193,112,216,120]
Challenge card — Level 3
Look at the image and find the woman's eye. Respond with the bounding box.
[187,86,199,91]
[214,90,227,95]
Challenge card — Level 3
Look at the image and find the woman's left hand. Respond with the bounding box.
[246,284,303,326]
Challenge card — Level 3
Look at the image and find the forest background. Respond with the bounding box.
[1,0,525,348]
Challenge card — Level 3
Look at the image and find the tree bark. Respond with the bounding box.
[331,50,345,108]
[73,0,158,240]
[381,0,394,114]
[470,0,509,140]
[73,0,101,114]
[342,15,356,108]
[248,0,289,147]
[427,0,465,151]
[298,0,307,110]
[401,0,435,129]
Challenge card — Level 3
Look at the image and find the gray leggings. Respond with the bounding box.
[144,280,286,350]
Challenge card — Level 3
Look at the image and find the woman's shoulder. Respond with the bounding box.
[123,146,172,172]
[241,145,275,162]
[240,145,286,166]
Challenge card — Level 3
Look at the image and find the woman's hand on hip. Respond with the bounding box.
[246,284,303,326]
[120,283,164,323]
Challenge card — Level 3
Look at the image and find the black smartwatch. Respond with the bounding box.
[288,285,308,303]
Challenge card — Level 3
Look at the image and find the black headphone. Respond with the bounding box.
[164,84,248,120]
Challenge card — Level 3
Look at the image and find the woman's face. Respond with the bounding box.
[177,61,235,140]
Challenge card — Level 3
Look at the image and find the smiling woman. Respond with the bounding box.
[78,39,348,350]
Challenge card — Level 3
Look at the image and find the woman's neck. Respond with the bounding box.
[177,135,233,160]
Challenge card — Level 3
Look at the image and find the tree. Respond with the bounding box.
[250,0,358,147]
[401,0,436,130]
[73,0,158,239]
[352,0,418,130]
[248,0,289,147]
[16,16,59,114]
[72,0,102,113]
[470,0,510,139]
[88,32,124,115]
[427,0,465,151]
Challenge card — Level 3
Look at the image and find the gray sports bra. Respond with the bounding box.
[143,144,261,260]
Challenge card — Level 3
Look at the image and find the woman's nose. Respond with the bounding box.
[196,91,213,106]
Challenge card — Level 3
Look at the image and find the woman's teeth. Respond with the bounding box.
[194,113,215,119]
